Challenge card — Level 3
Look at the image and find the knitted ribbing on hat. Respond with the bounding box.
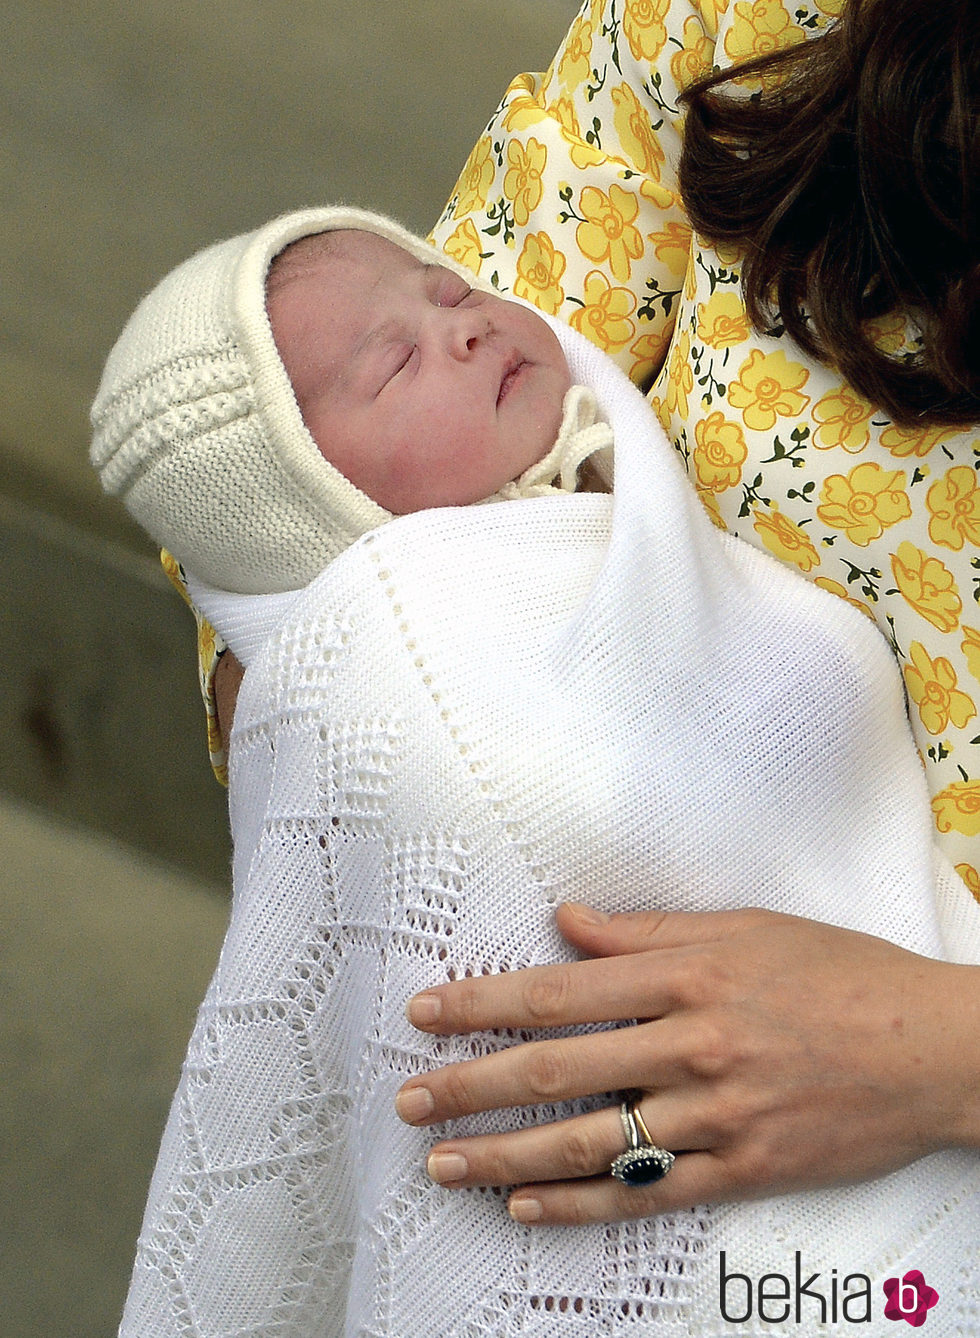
[92,207,596,596]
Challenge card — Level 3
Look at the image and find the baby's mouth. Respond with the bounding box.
[497,357,526,405]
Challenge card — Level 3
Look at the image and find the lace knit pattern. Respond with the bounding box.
[121,319,980,1337]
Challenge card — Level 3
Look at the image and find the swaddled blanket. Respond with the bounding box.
[123,316,980,1338]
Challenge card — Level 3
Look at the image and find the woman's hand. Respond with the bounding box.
[395,902,980,1225]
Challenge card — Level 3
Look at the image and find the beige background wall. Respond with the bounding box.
[0,4,579,1334]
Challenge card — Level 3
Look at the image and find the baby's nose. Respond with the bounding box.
[445,306,491,358]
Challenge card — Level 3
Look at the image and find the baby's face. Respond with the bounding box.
[266,230,571,512]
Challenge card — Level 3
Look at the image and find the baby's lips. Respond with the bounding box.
[497,354,526,405]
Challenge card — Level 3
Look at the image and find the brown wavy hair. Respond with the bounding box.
[677,0,980,426]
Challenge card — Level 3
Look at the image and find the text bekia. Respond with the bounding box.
[719,1252,872,1325]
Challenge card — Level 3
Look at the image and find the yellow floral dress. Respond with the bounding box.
[184,0,980,900]
[428,0,980,896]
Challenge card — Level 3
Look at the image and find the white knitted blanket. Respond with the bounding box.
[125,317,980,1338]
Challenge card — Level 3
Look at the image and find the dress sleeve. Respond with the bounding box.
[429,0,721,388]
[161,550,229,786]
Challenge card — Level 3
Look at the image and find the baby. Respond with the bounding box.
[94,207,980,1338]
[90,207,611,597]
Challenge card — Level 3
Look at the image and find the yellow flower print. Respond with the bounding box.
[699,0,729,35]
[639,175,677,212]
[197,614,216,669]
[684,257,699,302]
[650,393,671,433]
[903,641,976,736]
[816,462,911,547]
[568,270,637,353]
[954,862,980,905]
[702,237,745,270]
[502,74,547,132]
[502,100,548,134]
[548,96,579,137]
[728,348,811,432]
[813,576,874,620]
[891,541,962,633]
[961,626,980,684]
[443,219,483,276]
[513,232,566,315]
[663,328,694,421]
[161,548,180,584]
[649,220,693,278]
[696,290,751,349]
[933,780,980,837]
[557,13,594,91]
[206,705,225,761]
[548,97,606,169]
[697,487,728,529]
[811,387,875,453]
[879,421,966,459]
[161,549,191,605]
[865,311,911,356]
[693,412,749,492]
[752,504,820,572]
[622,0,671,62]
[503,138,547,228]
[455,135,495,216]
[576,184,645,282]
[611,82,665,181]
[926,466,980,552]
[813,0,846,15]
[671,15,716,90]
[629,328,671,387]
[724,0,806,71]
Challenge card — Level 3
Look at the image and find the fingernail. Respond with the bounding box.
[406,993,442,1026]
[395,1086,434,1123]
[427,1151,468,1184]
[508,1196,543,1223]
[565,901,610,925]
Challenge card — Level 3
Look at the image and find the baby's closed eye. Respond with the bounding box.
[429,266,471,307]
[383,343,418,389]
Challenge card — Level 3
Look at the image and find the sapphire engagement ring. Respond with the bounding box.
[610,1097,675,1187]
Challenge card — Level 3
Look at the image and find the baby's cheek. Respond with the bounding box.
[373,438,459,514]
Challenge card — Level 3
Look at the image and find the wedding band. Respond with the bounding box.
[632,1103,655,1147]
[610,1097,675,1186]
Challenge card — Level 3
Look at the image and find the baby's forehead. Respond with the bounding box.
[266,228,421,296]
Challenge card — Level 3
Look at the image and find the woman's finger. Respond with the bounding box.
[405,936,723,1037]
[507,1149,735,1226]
[406,951,669,1035]
[396,1017,692,1125]
[405,905,783,1037]
[554,901,774,957]
[424,1094,705,1189]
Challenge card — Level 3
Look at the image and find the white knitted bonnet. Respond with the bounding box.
[90,207,500,594]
